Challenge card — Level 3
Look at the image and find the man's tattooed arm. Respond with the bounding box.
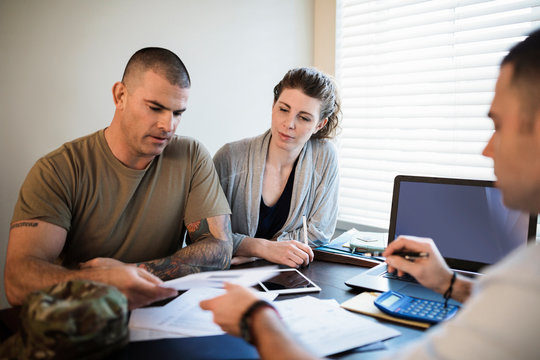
[10,222,39,230]
[136,215,233,280]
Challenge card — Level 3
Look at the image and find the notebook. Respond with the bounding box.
[345,175,537,303]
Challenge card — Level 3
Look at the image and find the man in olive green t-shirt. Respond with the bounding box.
[5,47,233,310]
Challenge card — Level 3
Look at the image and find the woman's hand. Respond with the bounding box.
[262,239,314,268]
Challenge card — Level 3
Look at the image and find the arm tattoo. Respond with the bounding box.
[138,217,233,280]
[10,222,39,230]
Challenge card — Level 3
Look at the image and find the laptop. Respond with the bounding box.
[345,175,537,303]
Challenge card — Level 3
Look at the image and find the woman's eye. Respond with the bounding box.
[280,107,288,112]
[301,116,311,122]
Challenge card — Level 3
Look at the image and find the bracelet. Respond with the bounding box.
[443,271,457,308]
[239,300,278,345]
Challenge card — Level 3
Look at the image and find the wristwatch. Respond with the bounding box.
[239,300,276,345]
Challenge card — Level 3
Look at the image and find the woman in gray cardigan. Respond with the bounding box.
[213,67,342,267]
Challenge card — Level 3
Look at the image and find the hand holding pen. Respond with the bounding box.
[383,235,454,295]
[391,251,429,261]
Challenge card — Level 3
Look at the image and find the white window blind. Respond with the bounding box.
[335,0,540,230]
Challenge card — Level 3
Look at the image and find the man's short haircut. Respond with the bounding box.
[502,28,540,127]
[122,47,191,88]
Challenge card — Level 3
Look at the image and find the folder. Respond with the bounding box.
[341,292,431,329]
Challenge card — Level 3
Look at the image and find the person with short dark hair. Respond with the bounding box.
[201,29,540,359]
[5,47,233,310]
[213,67,341,267]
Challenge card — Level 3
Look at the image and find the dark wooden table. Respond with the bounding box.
[0,259,426,359]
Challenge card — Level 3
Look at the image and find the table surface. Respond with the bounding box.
[0,259,426,359]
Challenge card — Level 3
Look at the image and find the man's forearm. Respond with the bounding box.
[253,308,318,360]
[137,237,232,280]
[5,256,116,306]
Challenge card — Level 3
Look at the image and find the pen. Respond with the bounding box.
[302,215,308,245]
[350,243,385,254]
[391,251,429,260]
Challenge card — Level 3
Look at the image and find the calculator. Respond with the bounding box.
[374,290,459,324]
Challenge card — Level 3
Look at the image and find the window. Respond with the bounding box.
[335,0,540,234]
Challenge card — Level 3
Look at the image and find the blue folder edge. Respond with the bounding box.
[111,334,259,360]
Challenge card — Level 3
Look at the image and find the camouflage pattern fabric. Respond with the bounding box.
[0,280,128,360]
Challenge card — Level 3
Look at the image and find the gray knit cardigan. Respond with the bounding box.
[213,130,339,253]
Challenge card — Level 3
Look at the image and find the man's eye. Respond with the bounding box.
[150,107,161,112]
[173,112,183,117]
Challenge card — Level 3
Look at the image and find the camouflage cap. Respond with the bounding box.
[0,279,128,360]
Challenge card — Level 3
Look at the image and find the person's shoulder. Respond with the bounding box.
[215,133,266,162]
[38,130,102,166]
[482,243,540,281]
[221,134,261,152]
[164,135,212,160]
[166,135,204,151]
[309,138,338,160]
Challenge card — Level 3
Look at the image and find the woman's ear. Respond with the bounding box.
[315,118,328,133]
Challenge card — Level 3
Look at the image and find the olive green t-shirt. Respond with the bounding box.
[11,129,231,267]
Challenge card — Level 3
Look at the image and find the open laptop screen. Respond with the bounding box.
[388,176,537,272]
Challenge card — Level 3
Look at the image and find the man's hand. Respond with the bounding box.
[79,257,178,309]
[200,282,260,336]
[383,236,453,294]
[96,265,178,310]
[262,240,314,268]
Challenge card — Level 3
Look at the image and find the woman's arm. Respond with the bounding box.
[235,236,313,267]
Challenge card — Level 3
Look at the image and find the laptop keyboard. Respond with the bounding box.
[382,271,419,283]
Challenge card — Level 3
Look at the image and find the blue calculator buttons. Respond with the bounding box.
[374,290,460,324]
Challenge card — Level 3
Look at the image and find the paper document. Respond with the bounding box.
[275,296,400,357]
[129,287,278,341]
[162,266,277,290]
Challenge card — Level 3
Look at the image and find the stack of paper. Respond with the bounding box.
[162,266,277,290]
[130,289,401,357]
[129,287,278,341]
[275,296,400,357]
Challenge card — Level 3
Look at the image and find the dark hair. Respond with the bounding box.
[501,28,540,127]
[122,47,191,88]
[273,67,341,139]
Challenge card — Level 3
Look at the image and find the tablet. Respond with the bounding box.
[258,268,321,294]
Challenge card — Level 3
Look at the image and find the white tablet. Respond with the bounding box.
[258,268,321,294]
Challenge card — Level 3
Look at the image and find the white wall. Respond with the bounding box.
[0,0,314,309]
[314,0,336,76]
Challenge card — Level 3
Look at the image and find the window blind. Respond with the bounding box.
[335,0,540,231]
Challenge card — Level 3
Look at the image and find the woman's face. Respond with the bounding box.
[270,88,327,153]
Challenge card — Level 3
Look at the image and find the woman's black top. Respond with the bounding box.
[255,160,298,239]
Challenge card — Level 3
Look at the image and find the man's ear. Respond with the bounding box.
[112,82,127,109]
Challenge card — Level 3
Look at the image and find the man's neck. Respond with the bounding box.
[104,126,154,170]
